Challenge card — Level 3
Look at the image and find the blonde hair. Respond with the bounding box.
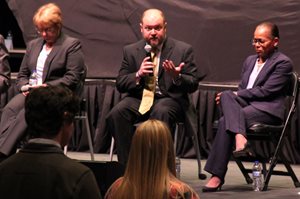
[107,119,199,199]
[33,3,62,29]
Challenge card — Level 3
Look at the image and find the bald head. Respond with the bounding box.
[141,9,166,25]
[256,22,280,39]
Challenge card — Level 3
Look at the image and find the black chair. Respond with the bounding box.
[234,71,300,191]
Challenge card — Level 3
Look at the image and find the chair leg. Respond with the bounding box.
[283,160,300,187]
[109,137,115,161]
[83,112,94,161]
[176,122,206,180]
[174,124,179,154]
[235,158,253,184]
[191,128,206,180]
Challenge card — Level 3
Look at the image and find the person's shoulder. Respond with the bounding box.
[274,51,292,62]
[167,37,192,48]
[60,33,81,45]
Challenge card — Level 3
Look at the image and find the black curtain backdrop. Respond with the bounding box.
[5,0,300,81]
[2,1,300,164]
[1,79,300,163]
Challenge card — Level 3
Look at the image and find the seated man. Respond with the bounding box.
[0,34,10,93]
[106,8,200,165]
[203,22,293,192]
[0,86,102,199]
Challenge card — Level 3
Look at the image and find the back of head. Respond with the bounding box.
[25,85,79,139]
[114,119,176,199]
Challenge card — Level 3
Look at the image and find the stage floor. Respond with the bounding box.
[66,152,300,199]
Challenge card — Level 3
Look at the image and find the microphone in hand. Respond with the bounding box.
[144,44,153,76]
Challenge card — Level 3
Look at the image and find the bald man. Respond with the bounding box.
[106,8,199,164]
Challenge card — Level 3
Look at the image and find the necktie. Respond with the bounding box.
[138,52,158,114]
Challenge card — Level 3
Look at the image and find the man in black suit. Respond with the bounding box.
[107,8,199,164]
[203,22,293,192]
[0,86,102,199]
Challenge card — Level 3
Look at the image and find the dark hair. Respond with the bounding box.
[25,86,80,138]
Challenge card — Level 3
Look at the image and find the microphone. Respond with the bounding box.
[144,44,152,61]
[144,44,153,76]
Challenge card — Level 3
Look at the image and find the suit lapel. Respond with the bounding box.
[42,34,64,81]
[135,41,147,72]
[159,38,173,78]
[31,39,44,69]
[252,51,279,87]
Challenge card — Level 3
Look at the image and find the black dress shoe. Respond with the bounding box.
[233,142,253,157]
[202,181,224,192]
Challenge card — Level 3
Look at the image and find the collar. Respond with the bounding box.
[28,138,61,148]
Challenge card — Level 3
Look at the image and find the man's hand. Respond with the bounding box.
[137,56,155,77]
[162,60,184,79]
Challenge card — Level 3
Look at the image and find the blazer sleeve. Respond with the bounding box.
[116,45,143,94]
[0,35,11,93]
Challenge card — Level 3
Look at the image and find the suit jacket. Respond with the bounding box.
[0,34,11,93]
[116,37,199,106]
[16,33,86,94]
[237,50,293,120]
[0,143,102,199]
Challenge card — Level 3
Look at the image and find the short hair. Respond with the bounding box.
[25,86,79,139]
[257,22,280,38]
[33,3,62,28]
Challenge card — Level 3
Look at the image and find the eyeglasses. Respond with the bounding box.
[36,27,56,35]
[251,38,272,46]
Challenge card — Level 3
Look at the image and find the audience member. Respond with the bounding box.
[0,3,86,159]
[203,22,293,192]
[105,119,199,199]
[106,8,199,165]
[0,86,102,199]
[0,34,10,93]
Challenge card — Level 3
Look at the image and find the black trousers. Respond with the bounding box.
[106,96,183,165]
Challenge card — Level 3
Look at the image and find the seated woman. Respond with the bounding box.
[105,119,200,199]
[0,3,86,159]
